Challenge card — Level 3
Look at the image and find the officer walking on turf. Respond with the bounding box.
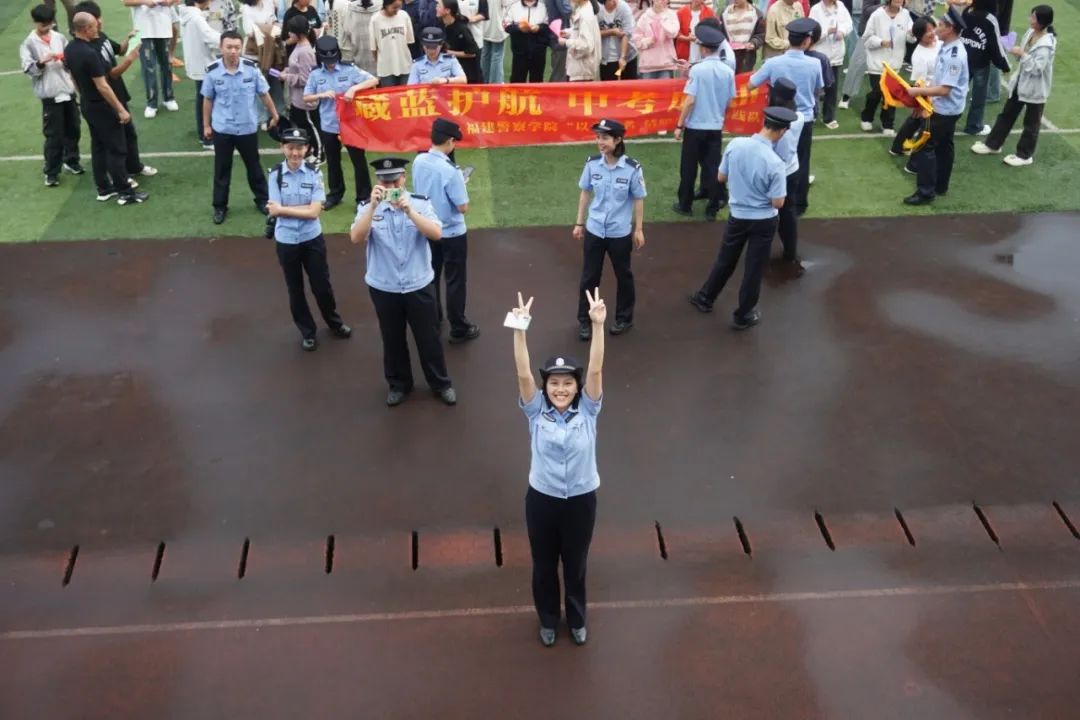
[412,117,479,344]
[267,126,352,352]
[574,118,646,340]
[672,22,736,221]
[688,107,795,330]
[749,18,822,217]
[407,26,468,85]
[350,157,458,407]
[903,6,969,206]
[202,29,280,224]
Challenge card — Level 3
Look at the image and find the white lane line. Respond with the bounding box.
[3,578,1079,641]
[0,127,1077,163]
[0,69,24,76]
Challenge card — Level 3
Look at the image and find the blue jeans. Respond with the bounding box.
[963,64,990,134]
[139,37,174,109]
[987,65,1001,102]
[480,40,505,83]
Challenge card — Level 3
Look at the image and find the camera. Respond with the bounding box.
[264,215,276,239]
[386,187,403,203]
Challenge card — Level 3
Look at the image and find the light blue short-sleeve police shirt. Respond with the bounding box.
[304,63,371,134]
[772,113,805,176]
[750,50,824,119]
[684,55,737,131]
[268,162,327,244]
[411,149,469,238]
[720,134,788,220]
[201,59,270,136]
[407,54,465,84]
[577,155,647,238]
[359,195,442,293]
[930,38,969,116]
[520,389,603,499]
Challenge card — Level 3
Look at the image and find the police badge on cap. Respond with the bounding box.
[281,127,310,145]
[591,118,626,137]
[370,157,410,179]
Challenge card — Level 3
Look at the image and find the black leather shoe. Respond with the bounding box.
[331,324,352,339]
[903,193,933,206]
[578,323,592,341]
[732,309,761,330]
[688,292,713,313]
[301,338,317,351]
[670,202,693,217]
[539,627,557,647]
[323,197,341,211]
[609,320,633,335]
[448,323,480,344]
[693,188,708,200]
[386,389,409,406]
[570,627,587,646]
[212,207,227,224]
[435,387,457,406]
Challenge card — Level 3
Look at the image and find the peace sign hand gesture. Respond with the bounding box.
[513,291,534,329]
[585,287,606,325]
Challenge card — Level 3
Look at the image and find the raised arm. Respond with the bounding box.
[583,287,605,401]
[512,292,538,403]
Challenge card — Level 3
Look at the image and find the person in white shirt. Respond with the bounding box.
[369,0,415,84]
[123,0,181,118]
[889,14,938,156]
[809,0,852,128]
[179,0,222,147]
[859,0,913,135]
[481,0,509,81]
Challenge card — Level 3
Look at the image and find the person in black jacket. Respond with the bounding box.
[961,0,1011,135]
[505,0,550,81]
[438,0,483,82]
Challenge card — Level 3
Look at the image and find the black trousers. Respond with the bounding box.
[577,231,634,325]
[510,52,546,83]
[912,112,960,199]
[429,233,470,335]
[861,74,896,129]
[42,98,81,178]
[368,283,451,393]
[526,486,597,631]
[289,105,324,163]
[677,128,726,214]
[82,101,130,194]
[891,112,923,154]
[794,121,812,213]
[212,131,267,211]
[776,173,799,261]
[275,234,344,340]
[599,56,638,80]
[321,130,371,205]
[822,77,839,124]
[986,89,1044,159]
[697,216,777,321]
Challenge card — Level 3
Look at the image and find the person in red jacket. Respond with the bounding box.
[674,0,715,63]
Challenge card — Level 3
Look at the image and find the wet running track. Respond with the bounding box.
[1,213,1079,719]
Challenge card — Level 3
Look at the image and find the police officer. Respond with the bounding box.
[350,157,457,407]
[574,118,646,340]
[267,126,352,352]
[407,26,467,85]
[672,22,736,221]
[303,36,379,211]
[903,7,969,206]
[769,78,807,275]
[749,18,823,217]
[201,30,280,225]
[412,118,479,344]
[688,107,795,330]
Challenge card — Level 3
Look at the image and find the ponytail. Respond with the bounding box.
[1031,4,1055,33]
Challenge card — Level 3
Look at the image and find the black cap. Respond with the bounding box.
[591,118,625,136]
[695,22,726,48]
[266,114,295,142]
[315,35,342,63]
[787,17,817,42]
[420,26,446,44]
[763,106,799,128]
[432,117,463,140]
[539,355,583,381]
[370,157,409,179]
[279,126,311,145]
[941,5,966,30]
[769,77,797,104]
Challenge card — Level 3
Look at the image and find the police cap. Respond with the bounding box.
[763,106,799,128]
[266,114,295,142]
[420,26,446,44]
[539,355,584,384]
[941,5,967,31]
[769,77,797,104]
[433,117,463,140]
[786,17,817,43]
[280,127,311,145]
[370,157,410,179]
[591,118,625,136]
[694,22,726,48]
[315,35,342,63]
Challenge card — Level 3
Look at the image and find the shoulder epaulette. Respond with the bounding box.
[340,60,355,66]
[304,160,319,172]
[410,193,429,200]
[624,157,641,169]
[587,154,601,162]
[950,46,959,56]
[242,58,257,67]
[206,60,221,71]
[358,199,370,207]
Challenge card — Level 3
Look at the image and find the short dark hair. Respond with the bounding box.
[73,1,102,18]
[220,29,244,44]
[30,4,55,22]
[764,117,789,132]
[912,15,935,39]
[285,15,311,38]
[431,130,454,145]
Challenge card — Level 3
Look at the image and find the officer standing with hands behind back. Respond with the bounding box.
[350,157,458,408]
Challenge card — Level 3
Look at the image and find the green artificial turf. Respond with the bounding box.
[1,0,1077,242]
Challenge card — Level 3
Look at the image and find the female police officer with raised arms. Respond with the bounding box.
[510,287,606,647]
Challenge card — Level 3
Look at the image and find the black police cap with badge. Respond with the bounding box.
[315,35,343,65]
[420,26,446,45]
[786,17,817,44]
[591,118,625,137]
[432,117,463,141]
[763,106,799,129]
[694,21,726,49]
[539,355,585,395]
[371,157,410,181]
[940,5,967,30]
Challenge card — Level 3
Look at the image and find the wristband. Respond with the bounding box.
[574,223,584,227]
[675,125,684,130]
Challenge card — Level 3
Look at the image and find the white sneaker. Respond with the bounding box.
[128,177,139,189]
[837,99,850,110]
[971,142,1000,155]
[1003,154,1033,167]
[882,128,896,138]
[139,165,159,177]
[807,175,815,186]
[977,124,991,136]
[144,106,157,119]
[860,121,873,132]
[162,100,179,112]
[825,120,839,129]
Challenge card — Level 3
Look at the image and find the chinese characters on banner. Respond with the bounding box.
[337,76,768,152]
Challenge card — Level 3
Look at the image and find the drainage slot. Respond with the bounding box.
[814,511,836,551]
[654,521,668,560]
[973,504,1001,548]
[411,531,419,571]
[62,545,79,587]
[151,541,166,581]
[325,534,335,575]
[894,508,916,547]
[733,516,752,557]
[238,537,250,579]
[493,527,503,568]
[1052,501,1080,540]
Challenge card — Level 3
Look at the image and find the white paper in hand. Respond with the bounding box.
[503,311,531,331]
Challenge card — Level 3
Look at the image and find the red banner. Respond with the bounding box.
[337,75,767,152]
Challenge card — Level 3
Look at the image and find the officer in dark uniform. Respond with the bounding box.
[267,125,352,352]
[350,157,457,407]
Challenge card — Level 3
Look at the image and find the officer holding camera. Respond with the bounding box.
[267,126,352,352]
